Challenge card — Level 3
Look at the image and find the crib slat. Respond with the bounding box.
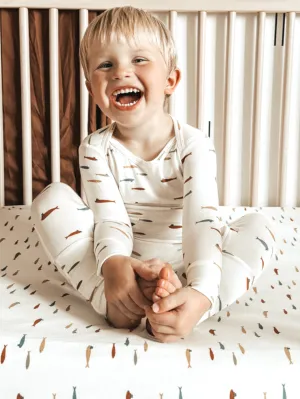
[279,12,296,206]
[197,11,206,132]
[169,10,177,115]
[250,12,266,207]
[19,8,32,205]
[223,11,235,205]
[49,8,60,183]
[79,9,89,201]
[0,18,4,206]
[79,9,89,142]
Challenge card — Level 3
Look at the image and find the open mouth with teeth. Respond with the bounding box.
[112,87,143,108]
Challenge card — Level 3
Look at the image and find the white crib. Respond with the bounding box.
[0,2,299,398]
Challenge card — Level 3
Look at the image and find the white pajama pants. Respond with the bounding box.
[31,182,277,322]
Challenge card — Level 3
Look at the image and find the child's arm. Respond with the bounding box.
[181,133,223,310]
[79,134,153,320]
[79,135,134,276]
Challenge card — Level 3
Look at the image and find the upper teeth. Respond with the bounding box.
[113,88,141,96]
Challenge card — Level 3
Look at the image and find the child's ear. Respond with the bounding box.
[165,68,181,95]
[85,80,94,97]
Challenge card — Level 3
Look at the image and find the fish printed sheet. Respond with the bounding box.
[0,206,299,399]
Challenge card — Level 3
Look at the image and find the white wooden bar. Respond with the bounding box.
[79,9,89,143]
[223,11,235,205]
[49,8,60,183]
[279,12,296,206]
[79,8,89,201]
[0,18,4,207]
[168,10,177,116]
[19,8,32,205]
[250,12,266,207]
[2,0,300,12]
[197,11,206,132]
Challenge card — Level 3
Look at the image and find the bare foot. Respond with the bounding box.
[153,265,182,302]
[137,260,182,301]
[137,258,167,301]
[146,265,182,336]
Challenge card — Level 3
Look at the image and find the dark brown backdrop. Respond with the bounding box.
[1,9,108,205]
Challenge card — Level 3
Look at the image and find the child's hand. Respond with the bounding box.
[102,255,154,320]
[145,287,211,343]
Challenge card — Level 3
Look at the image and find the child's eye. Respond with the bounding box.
[133,58,147,64]
[98,62,112,69]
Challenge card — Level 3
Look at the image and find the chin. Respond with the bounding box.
[110,109,145,126]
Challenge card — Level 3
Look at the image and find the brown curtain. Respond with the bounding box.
[1,9,108,205]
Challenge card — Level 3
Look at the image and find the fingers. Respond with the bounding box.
[142,287,156,300]
[117,300,144,321]
[159,266,182,290]
[141,258,167,278]
[131,261,158,281]
[150,321,175,335]
[155,287,173,298]
[159,265,171,280]
[152,288,187,313]
[157,279,176,294]
[138,279,157,289]
[129,283,152,309]
[152,293,161,302]
[143,258,165,266]
[145,306,177,326]
[122,294,146,316]
[152,331,181,343]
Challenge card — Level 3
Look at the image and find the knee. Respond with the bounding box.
[239,212,274,231]
[32,182,75,206]
[31,182,79,221]
[41,182,74,197]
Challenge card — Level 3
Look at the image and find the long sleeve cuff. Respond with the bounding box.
[94,222,133,276]
[186,261,222,309]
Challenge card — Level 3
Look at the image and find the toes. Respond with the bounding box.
[155,287,170,298]
[159,265,171,280]
[152,293,161,302]
[159,265,182,290]
[157,279,176,294]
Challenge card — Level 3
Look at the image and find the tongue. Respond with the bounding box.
[118,93,139,105]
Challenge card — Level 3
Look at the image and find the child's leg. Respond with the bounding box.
[211,212,277,317]
[31,182,106,315]
[146,212,276,330]
[31,182,140,328]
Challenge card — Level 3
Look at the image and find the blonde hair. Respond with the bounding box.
[79,6,178,82]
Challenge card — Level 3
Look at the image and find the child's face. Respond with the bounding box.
[86,35,179,126]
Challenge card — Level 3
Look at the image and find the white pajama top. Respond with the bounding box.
[78,117,223,308]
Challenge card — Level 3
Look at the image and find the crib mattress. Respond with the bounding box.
[0,205,299,399]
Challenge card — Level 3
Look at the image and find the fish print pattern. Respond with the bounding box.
[85,345,93,368]
[17,334,26,348]
[185,349,192,368]
[1,152,299,398]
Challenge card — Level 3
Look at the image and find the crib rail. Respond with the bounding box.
[1,1,300,12]
[0,6,299,207]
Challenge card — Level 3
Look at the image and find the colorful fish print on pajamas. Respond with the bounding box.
[1,127,298,398]
[75,118,276,315]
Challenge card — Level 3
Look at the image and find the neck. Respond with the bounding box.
[113,111,173,145]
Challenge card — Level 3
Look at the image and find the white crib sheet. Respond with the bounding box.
[0,205,299,399]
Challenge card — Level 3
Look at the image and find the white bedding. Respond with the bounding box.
[0,205,299,399]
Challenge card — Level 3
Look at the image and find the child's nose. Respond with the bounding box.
[112,64,133,80]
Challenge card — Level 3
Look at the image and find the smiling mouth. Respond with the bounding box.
[111,88,143,108]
